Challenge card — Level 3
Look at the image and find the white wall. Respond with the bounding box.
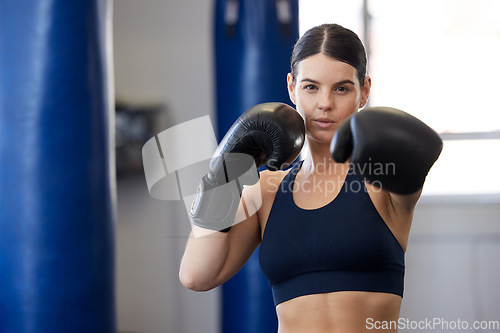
[113,1,500,333]
[402,202,500,331]
[113,0,214,125]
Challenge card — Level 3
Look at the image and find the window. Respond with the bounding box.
[299,0,500,198]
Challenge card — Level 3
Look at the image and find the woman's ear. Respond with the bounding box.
[360,76,371,107]
[287,73,296,105]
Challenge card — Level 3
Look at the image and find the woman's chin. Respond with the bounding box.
[306,133,335,145]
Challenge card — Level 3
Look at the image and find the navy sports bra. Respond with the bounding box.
[259,160,405,306]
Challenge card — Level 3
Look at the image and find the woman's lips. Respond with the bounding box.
[313,118,336,128]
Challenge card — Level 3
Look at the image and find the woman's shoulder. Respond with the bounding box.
[242,165,296,218]
[242,168,286,199]
[243,168,289,207]
[259,168,290,192]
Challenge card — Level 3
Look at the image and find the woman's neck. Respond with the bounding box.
[302,139,348,176]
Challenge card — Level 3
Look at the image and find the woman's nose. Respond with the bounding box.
[317,92,333,111]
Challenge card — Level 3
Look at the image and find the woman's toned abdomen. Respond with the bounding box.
[276,291,402,333]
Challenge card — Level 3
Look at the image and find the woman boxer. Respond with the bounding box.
[180,24,442,333]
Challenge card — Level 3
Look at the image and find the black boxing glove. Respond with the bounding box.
[330,106,443,195]
[189,102,305,232]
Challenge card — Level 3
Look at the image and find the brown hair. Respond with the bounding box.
[290,24,367,86]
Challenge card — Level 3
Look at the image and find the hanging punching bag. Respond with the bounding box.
[0,1,115,332]
[214,1,299,332]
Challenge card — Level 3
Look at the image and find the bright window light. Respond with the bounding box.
[299,0,364,36]
[424,140,500,196]
[368,0,500,133]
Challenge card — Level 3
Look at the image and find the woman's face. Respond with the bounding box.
[287,53,370,145]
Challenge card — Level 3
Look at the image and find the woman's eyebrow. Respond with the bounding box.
[300,78,355,86]
[300,78,320,84]
[334,79,355,86]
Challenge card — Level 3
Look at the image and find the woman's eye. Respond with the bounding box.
[304,84,317,91]
[335,86,349,93]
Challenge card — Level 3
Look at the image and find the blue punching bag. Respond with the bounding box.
[214,1,299,332]
[0,1,115,332]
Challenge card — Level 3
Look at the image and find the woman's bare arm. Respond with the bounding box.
[179,184,262,291]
